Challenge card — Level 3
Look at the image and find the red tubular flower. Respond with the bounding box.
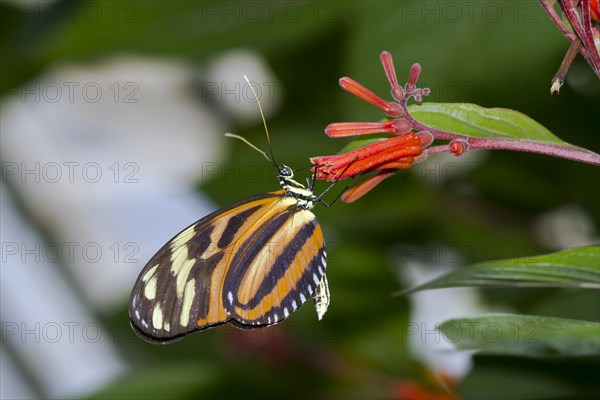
[325,119,412,137]
[312,132,432,181]
[311,51,433,202]
[339,77,403,118]
[341,170,396,203]
[381,51,404,101]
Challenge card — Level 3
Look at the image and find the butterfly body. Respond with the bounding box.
[129,165,329,343]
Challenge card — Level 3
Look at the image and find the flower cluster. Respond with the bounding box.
[311,51,433,203]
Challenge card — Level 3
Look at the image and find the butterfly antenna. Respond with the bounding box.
[244,75,277,164]
[224,133,273,164]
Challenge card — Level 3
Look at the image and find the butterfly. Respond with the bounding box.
[129,78,337,343]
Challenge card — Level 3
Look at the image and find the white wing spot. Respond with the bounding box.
[227,291,234,305]
[318,266,324,275]
[152,305,163,330]
[283,307,289,318]
[312,273,320,285]
[175,257,196,299]
[273,313,279,321]
[142,265,159,282]
[144,277,157,300]
[141,319,148,328]
[180,279,196,327]
[299,293,306,303]
[170,225,196,251]
[321,256,326,266]
[170,246,188,274]
[307,285,313,295]
[134,310,140,320]
[267,316,272,324]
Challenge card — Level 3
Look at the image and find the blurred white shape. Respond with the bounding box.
[0,56,226,310]
[534,204,599,250]
[0,49,284,398]
[204,49,283,124]
[1,183,127,399]
[0,349,36,400]
[2,56,225,193]
[392,243,488,379]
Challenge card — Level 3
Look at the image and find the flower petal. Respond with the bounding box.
[341,170,396,203]
[339,77,403,117]
[325,119,412,137]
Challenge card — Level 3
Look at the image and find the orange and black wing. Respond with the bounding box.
[223,201,326,327]
[129,190,326,343]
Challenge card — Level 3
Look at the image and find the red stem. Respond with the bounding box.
[465,138,600,165]
[539,0,600,77]
[427,134,599,164]
[558,0,600,77]
[539,0,578,41]
[426,145,450,156]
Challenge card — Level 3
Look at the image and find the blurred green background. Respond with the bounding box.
[1,1,599,399]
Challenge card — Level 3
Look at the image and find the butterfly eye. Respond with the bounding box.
[278,166,293,178]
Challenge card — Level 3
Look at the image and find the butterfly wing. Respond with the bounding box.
[129,191,285,343]
[223,199,327,327]
[129,190,327,343]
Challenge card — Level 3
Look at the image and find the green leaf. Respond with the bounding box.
[402,246,600,293]
[439,314,600,356]
[408,102,575,145]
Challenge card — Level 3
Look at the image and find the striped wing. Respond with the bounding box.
[223,201,326,327]
[129,190,326,343]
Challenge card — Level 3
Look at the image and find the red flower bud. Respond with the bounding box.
[341,170,396,203]
[339,77,403,118]
[449,139,469,156]
[325,119,412,137]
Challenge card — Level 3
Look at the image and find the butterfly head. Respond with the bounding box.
[277,164,297,189]
[277,164,317,209]
[277,165,294,179]
[275,164,296,188]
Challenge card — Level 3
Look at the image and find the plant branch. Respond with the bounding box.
[540,0,600,79]
[398,99,600,166]
[561,0,600,75]
[465,137,600,164]
[539,0,579,41]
